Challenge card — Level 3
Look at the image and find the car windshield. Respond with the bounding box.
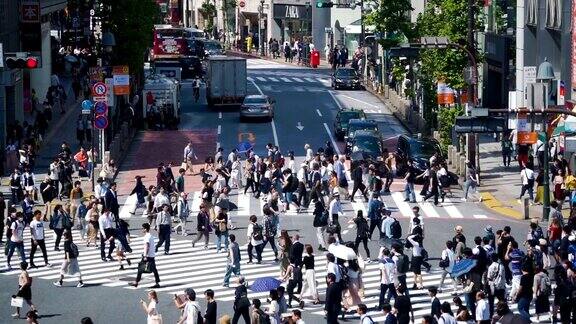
[244,97,267,104]
[409,141,438,157]
[354,136,381,153]
[348,123,377,135]
[339,111,361,123]
[204,42,222,51]
[336,69,357,77]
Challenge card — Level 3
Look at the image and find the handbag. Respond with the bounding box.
[138,258,153,274]
[11,296,24,307]
[181,161,187,170]
[149,314,163,324]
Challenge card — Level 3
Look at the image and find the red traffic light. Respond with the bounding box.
[26,57,38,69]
[5,56,39,69]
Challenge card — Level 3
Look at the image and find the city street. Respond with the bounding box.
[0,58,530,323]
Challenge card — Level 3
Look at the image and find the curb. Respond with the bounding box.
[225,50,332,70]
[479,192,524,220]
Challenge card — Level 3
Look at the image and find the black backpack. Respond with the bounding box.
[252,223,263,241]
[289,176,299,192]
[69,242,79,258]
[356,218,369,238]
[390,218,402,239]
[396,254,410,274]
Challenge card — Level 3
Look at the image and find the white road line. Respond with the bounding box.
[391,192,414,218]
[323,123,341,156]
[216,141,220,151]
[190,191,202,213]
[271,119,279,147]
[340,94,381,108]
[442,197,464,218]
[217,125,221,135]
[249,79,263,95]
[237,192,251,215]
[268,77,279,82]
[328,91,343,110]
[304,77,316,82]
[318,78,330,84]
[256,77,267,81]
[247,77,254,81]
[280,77,292,82]
[118,194,136,219]
[316,109,323,117]
[292,77,304,82]
[418,201,440,218]
[218,112,222,119]
[473,214,488,219]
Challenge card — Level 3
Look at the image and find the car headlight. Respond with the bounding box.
[352,79,359,83]
[336,79,342,82]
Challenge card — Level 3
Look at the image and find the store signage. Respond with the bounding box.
[273,5,311,20]
[113,65,130,95]
[21,1,40,23]
[517,131,538,144]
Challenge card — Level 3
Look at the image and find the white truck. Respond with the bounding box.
[142,75,181,128]
[206,56,247,108]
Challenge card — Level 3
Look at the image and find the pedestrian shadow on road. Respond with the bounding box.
[38,313,62,319]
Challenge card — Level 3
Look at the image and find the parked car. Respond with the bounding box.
[331,67,362,90]
[344,119,379,156]
[240,95,275,121]
[347,130,384,161]
[395,134,443,176]
[203,40,225,57]
[334,108,367,140]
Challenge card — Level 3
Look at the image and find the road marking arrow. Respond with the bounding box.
[296,122,304,131]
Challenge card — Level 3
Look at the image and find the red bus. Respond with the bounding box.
[151,25,188,61]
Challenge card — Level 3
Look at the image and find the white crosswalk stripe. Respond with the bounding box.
[256,77,267,82]
[247,77,254,81]
[292,77,304,83]
[268,77,279,82]
[280,77,292,82]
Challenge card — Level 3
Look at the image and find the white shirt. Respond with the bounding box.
[475,298,490,320]
[441,248,455,272]
[49,163,59,180]
[29,219,45,240]
[305,148,314,161]
[329,199,343,221]
[327,261,341,282]
[143,233,156,258]
[154,193,170,209]
[438,313,457,324]
[379,257,398,285]
[98,212,114,236]
[182,300,201,324]
[10,220,24,242]
[521,168,534,185]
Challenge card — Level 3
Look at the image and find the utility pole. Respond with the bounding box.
[258,0,265,56]
[466,0,477,169]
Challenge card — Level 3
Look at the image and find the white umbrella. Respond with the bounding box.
[331,244,357,261]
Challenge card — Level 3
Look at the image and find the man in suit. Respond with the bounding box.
[382,303,397,324]
[290,234,304,267]
[325,273,342,324]
[428,286,441,320]
[104,182,119,219]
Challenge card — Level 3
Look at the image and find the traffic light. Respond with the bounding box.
[316,1,334,8]
[5,56,39,69]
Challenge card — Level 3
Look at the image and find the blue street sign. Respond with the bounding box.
[94,101,108,115]
[81,99,93,110]
[94,115,109,130]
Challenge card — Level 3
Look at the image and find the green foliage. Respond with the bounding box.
[437,105,464,151]
[416,0,484,90]
[201,1,218,30]
[99,0,161,81]
[364,0,415,49]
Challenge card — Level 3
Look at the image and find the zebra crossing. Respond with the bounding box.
[247,75,331,86]
[0,230,550,323]
[119,185,490,221]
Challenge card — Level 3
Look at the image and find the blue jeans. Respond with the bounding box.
[223,262,241,285]
[464,180,478,199]
[155,224,171,253]
[7,241,25,266]
[404,183,415,202]
[379,283,396,308]
[517,297,532,321]
[216,232,229,251]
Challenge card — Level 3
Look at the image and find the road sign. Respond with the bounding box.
[94,101,108,115]
[81,99,93,110]
[92,82,107,96]
[523,66,537,85]
[92,96,107,103]
[518,131,538,144]
[239,1,245,7]
[94,115,109,130]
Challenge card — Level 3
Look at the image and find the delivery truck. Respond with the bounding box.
[206,56,247,108]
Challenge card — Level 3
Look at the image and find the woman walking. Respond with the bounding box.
[533,266,552,322]
[214,209,229,253]
[50,204,71,251]
[140,290,161,324]
[130,176,148,215]
[85,202,99,247]
[407,228,425,289]
[279,230,292,276]
[300,244,319,304]
[343,259,363,312]
[12,261,35,318]
[281,260,303,309]
[53,230,84,288]
[265,289,281,324]
[348,210,370,261]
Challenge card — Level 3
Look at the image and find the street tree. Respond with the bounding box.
[364,0,415,49]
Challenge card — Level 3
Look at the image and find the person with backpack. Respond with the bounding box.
[348,210,371,262]
[382,213,402,248]
[312,197,328,251]
[392,243,410,297]
[438,241,456,294]
[281,260,304,309]
[53,230,84,288]
[357,303,375,323]
[367,192,384,239]
[532,265,552,322]
[247,215,264,264]
[177,288,203,324]
[262,207,279,261]
[282,169,300,212]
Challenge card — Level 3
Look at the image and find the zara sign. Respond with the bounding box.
[273,4,311,20]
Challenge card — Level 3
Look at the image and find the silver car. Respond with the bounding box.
[240,95,275,121]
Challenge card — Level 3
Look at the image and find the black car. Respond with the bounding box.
[332,67,362,90]
[347,130,384,161]
[203,40,224,57]
[395,134,442,176]
[344,119,379,155]
[334,108,367,140]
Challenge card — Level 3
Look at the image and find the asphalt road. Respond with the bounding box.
[0,58,530,324]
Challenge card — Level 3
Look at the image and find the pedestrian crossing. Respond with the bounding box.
[0,230,551,323]
[247,76,331,86]
[119,185,491,222]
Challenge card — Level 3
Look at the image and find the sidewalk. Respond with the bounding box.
[226,49,332,70]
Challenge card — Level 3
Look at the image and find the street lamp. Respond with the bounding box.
[536,58,555,222]
[258,0,265,56]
